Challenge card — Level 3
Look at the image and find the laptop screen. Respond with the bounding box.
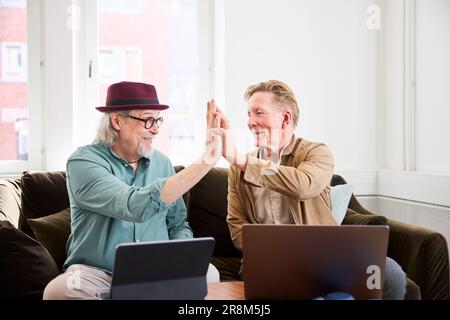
[109,237,215,300]
[242,224,389,300]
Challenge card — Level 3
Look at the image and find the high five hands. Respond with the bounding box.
[202,100,222,166]
[205,100,247,170]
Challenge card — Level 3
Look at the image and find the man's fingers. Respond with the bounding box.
[207,100,214,128]
[213,105,230,129]
[214,114,221,129]
[206,101,210,124]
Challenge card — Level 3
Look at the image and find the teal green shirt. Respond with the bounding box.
[64,143,192,273]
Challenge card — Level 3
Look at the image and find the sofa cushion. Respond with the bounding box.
[188,167,241,257]
[28,208,71,270]
[331,184,353,225]
[19,171,70,238]
[0,178,22,227]
[0,221,60,299]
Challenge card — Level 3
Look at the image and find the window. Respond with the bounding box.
[1,42,27,82]
[99,47,142,84]
[98,49,117,83]
[124,49,142,80]
[0,0,26,8]
[0,2,29,163]
[98,0,142,14]
[96,0,208,166]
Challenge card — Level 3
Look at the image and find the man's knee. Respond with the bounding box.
[383,257,407,300]
[43,273,69,300]
[43,265,105,300]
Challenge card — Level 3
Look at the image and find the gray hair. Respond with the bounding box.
[94,111,129,147]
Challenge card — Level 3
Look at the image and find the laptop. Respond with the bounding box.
[242,225,389,300]
[100,237,215,300]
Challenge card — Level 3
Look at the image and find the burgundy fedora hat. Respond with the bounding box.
[96,81,169,112]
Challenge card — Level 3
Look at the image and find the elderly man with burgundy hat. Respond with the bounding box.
[44,81,222,299]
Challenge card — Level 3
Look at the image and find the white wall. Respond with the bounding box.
[218,0,450,205]
[218,0,381,172]
[415,0,450,174]
[380,0,404,170]
[382,0,450,174]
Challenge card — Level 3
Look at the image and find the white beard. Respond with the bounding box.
[138,141,153,158]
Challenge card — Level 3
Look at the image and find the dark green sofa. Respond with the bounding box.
[0,168,448,299]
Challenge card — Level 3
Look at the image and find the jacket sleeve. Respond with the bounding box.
[226,165,250,252]
[67,157,172,223]
[242,143,334,201]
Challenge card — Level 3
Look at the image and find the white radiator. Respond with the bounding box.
[357,196,450,247]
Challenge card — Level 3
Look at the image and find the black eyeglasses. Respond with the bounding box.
[124,115,164,129]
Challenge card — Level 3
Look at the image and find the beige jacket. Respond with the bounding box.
[227,135,337,251]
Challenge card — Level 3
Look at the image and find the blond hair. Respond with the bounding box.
[244,80,299,127]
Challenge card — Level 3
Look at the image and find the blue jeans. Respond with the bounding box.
[321,257,407,300]
[383,257,407,300]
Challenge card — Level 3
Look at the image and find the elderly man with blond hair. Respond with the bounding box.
[213,80,407,300]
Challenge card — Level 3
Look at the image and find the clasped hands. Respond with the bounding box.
[202,100,246,170]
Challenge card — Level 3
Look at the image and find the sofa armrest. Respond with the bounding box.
[342,208,450,299]
[386,218,449,300]
[0,178,22,228]
[342,209,388,225]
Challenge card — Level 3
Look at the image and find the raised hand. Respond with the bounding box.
[210,100,230,130]
[161,104,222,204]
[206,99,247,170]
[206,99,218,130]
[202,105,223,166]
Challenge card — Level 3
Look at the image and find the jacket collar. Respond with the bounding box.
[281,134,298,156]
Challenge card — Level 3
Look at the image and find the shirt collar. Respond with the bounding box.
[250,134,297,159]
[106,145,153,165]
